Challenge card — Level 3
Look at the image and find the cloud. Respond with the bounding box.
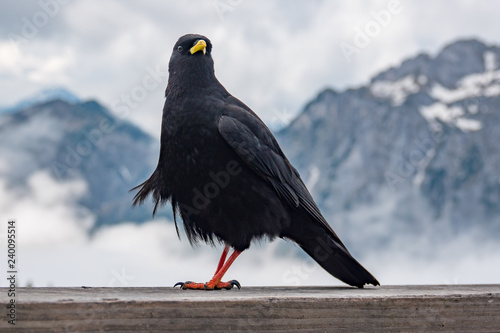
[0,170,497,288]
[2,1,500,137]
[364,231,500,285]
[0,170,92,247]
[9,213,500,287]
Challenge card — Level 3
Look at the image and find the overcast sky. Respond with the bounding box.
[1,0,500,136]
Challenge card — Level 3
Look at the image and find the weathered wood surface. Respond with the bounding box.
[1,285,499,332]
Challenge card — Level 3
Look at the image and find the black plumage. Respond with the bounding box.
[132,34,379,288]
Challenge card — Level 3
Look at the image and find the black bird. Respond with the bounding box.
[132,34,379,289]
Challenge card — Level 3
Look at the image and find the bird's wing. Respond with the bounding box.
[217,114,345,247]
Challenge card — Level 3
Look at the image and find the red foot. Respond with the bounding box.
[174,246,242,291]
[174,280,240,290]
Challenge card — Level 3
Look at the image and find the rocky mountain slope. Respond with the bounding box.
[0,97,161,227]
[277,39,500,249]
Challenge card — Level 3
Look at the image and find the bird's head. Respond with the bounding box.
[173,34,213,57]
[168,34,216,87]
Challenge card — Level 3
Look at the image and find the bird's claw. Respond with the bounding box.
[173,281,193,290]
[227,280,241,290]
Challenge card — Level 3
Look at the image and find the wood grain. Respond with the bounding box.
[1,285,499,332]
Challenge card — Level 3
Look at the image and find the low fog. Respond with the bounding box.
[1,171,498,288]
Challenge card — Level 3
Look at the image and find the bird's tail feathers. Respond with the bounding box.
[287,223,379,288]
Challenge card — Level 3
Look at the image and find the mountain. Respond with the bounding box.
[0,97,161,228]
[0,87,81,114]
[277,39,500,250]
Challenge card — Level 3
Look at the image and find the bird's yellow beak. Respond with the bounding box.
[190,40,207,55]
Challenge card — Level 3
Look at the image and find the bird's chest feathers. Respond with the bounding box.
[162,111,230,185]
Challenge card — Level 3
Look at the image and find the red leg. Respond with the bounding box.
[215,244,230,275]
[175,247,242,290]
[206,249,241,289]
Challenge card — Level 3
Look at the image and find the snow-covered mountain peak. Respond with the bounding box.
[367,39,500,134]
[278,38,500,247]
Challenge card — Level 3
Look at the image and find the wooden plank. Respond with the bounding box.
[0,285,499,332]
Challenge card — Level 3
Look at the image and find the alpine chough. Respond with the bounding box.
[132,34,379,289]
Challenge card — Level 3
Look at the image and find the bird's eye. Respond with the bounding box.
[177,46,183,53]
